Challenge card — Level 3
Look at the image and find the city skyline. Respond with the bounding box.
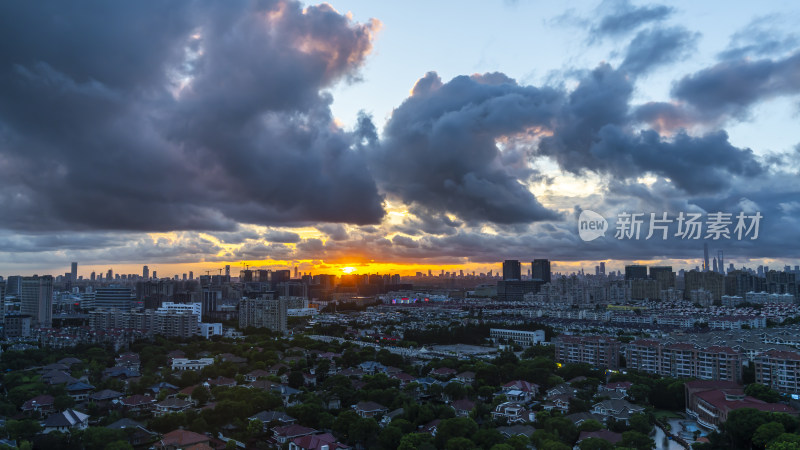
[1,1,799,275]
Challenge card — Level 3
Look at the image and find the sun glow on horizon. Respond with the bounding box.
[340,266,357,274]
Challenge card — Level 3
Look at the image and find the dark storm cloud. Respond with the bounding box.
[369,72,564,225]
[316,224,350,241]
[591,1,673,40]
[263,230,302,244]
[536,64,766,193]
[0,0,384,233]
[619,27,697,76]
[671,50,800,121]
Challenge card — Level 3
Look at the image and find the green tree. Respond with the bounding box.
[540,440,572,450]
[619,431,655,450]
[629,413,652,434]
[446,437,476,450]
[82,427,128,450]
[398,433,435,450]
[745,384,781,403]
[578,437,614,450]
[578,420,603,432]
[543,416,578,445]
[436,417,478,448]
[723,408,770,449]
[753,422,785,448]
[472,428,504,449]
[505,435,530,450]
[378,425,403,450]
[54,394,75,411]
[192,385,210,406]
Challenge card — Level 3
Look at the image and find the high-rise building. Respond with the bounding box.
[143,265,149,280]
[0,281,5,326]
[600,262,606,276]
[189,271,194,280]
[152,271,157,279]
[202,287,222,320]
[107,269,113,280]
[6,276,21,296]
[92,287,134,309]
[71,262,78,282]
[225,265,231,277]
[502,260,521,281]
[703,243,710,272]
[625,265,648,280]
[239,297,287,332]
[21,275,53,328]
[90,271,96,281]
[532,259,551,284]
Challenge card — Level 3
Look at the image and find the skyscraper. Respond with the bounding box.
[107,269,113,280]
[0,281,5,327]
[225,265,231,277]
[21,275,53,328]
[71,262,78,282]
[532,259,551,284]
[600,262,606,276]
[143,265,149,280]
[189,271,194,280]
[703,243,710,272]
[625,265,648,280]
[502,260,521,281]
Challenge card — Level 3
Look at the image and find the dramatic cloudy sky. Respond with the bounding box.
[1,0,799,277]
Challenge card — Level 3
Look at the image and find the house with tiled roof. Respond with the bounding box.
[502,380,539,402]
[155,398,193,416]
[491,401,534,424]
[591,399,646,423]
[250,410,296,431]
[89,389,124,404]
[121,394,157,413]
[430,367,456,378]
[245,369,271,382]
[451,398,475,417]
[156,429,210,449]
[272,424,316,444]
[21,394,55,415]
[66,381,95,402]
[289,432,351,450]
[455,371,476,384]
[353,401,388,418]
[206,376,236,388]
[42,409,89,434]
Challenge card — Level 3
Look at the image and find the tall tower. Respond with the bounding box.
[717,250,724,274]
[502,260,521,281]
[70,262,78,282]
[21,275,53,328]
[143,266,149,280]
[225,265,231,277]
[533,259,552,284]
[703,243,710,272]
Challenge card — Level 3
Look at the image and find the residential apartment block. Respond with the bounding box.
[754,350,800,395]
[625,339,743,382]
[553,335,620,370]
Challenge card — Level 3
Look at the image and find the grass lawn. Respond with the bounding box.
[653,409,683,420]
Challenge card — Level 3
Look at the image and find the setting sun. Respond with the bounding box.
[341,266,357,274]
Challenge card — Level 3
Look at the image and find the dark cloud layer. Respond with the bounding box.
[672,51,800,121]
[1,1,799,270]
[0,0,384,232]
[591,1,673,40]
[370,72,563,225]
